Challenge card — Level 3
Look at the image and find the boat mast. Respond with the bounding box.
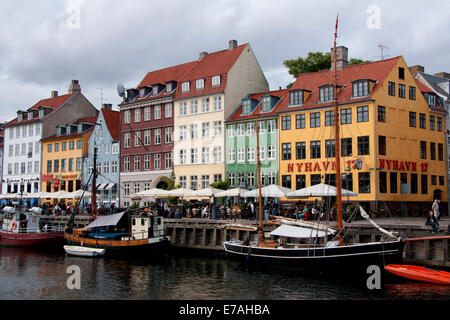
[333,14,344,246]
[255,115,264,245]
[91,146,97,220]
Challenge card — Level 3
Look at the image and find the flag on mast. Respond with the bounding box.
[335,13,339,35]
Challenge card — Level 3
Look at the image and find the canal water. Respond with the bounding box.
[0,247,448,300]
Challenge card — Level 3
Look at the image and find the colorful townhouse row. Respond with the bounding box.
[1,41,449,214]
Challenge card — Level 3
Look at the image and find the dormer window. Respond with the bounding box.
[352,80,370,98]
[319,85,334,103]
[166,82,172,92]
[182,82,190,92]
[139,88,146,98]
[425,93,442,108]
[212,75,221,87]
[262,96,272,112]
[56,126,61,136]
[196,79,204,90]
[152,86,159,95]
[242,99,251,115]
[27,111,33,120]
[17,113,23,122]
[289,90,304,106]
[39,109,44,118]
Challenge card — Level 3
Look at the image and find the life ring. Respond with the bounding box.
[11,222,17,231]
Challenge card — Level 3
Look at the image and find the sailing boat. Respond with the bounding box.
[63,147,170,257]
[223,16,405,269]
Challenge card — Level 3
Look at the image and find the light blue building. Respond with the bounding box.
[82,105,120,209]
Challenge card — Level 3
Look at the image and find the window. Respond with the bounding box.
[295,114,305,129]
[202,147,210,163]
[190,100,198,114]
[430,142,436,160]
[247,147,255,162]
[212,76,221,87]
[437,117,442,131]
[268,172,276,185]
[431,175,437,186]
[429,115,435,130]
[379,136,386,155]
[421,174,427,195]
[378,106,386,122]
[259,146,266,161]
[247,172,255,187]
[438,143,443,161]
[154,154,161,170]
[68,158,74,172]
[75,158,81,171]
[165,153,172,169]
[390,172,397,193]
[144,106,151,121]
[179,176,187,189]
[54,160,60,172]
[47,144,52,153]
[357,106,369,122]
[134,131,141,147]
[213,96,222,110]
[214,175,222,185]
[357,136,370,155]
[324,174,336,186]
[268,145,276,160]
[154,129,161,145]
[124,132,130,148]
[398,84,405,98]
[134,156,140,171]
[179,101,187,115]
[267,120,276,133]
[282,175,291,188]
[310,141,321,158]
[409,112,416,127]
[341,108,352,124]
[213,146,222,163]
[419,113,426,129]
[325,111,335,126]
[227,125,235,137]
[165,103,172,118]
[311,174,321,186]
[182,82,190,92]
[398,67,405,79]
[179,125,187,140]
[196,79,204,90]
[420,141,427,159]
[310,112,320,128]
[409,86,416,100]
[289,90,303,105]
[411,174,418,194]
[61,159,66,172]
[76,140,82,149]
[190,148,198,164]
[227,148,235,163]
[388,82,395,96]
[144,155,151,170]
[202,123,209,138]
[201,175,210,189]
[143,130,151,146]
[190,176,198,190]
[237,123,245,136]
[179,149,186,165]
[237,148,245,162]
[112,143,119,154]
[281,116,291,130]
[165,127,172,143]
[124,110,131,124]
[319,85,333,102]
[282,143,291,160]
[228,173,235,187]
[47,160,52,173]
[242,99,251,115]
[213,121,222,136]
[342,173,353,191]
[201,98,209,113]
[352,80,369,97]
[189,124,198,139]
[296,175,306,190]
[258,121,265,134]
[439,176,445,186]
[134,108,141,122]
[379,172,387,193]
[262,96,271,112]
[358,172,370,193]
[325,139,335,158]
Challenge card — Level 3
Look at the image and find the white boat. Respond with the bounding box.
[64,245,106,257]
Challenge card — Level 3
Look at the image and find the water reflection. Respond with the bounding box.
[0,248,448,300]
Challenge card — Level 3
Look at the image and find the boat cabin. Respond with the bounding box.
[1,206,40,234]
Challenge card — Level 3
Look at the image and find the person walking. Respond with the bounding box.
[425,210,439,234]
[431,199,440,221]
[248,201,255,220]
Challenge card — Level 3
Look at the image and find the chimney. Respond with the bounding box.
[229,40,238,50]
[51,91,58,98]
[68,80,81,94]
[434,72,450,80]
[102,103,112,110]
[409,65,424,77]
[199,52,208,60]
[330,46,348,70]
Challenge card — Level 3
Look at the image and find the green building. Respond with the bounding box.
[225,89,287,189]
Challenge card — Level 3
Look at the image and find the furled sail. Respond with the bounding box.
[359,206,399,240]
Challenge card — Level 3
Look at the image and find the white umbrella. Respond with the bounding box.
[23,192,44,199]
[1,193,22,199]
[195,187,224,197]
[286,183,357,198]
[39,192,53,199]
[48,191,71,199]
[66,189,92,199]
[167,188,198,197]
[241,184,294,198]
[215,187,247,197]
[133,188,169,198]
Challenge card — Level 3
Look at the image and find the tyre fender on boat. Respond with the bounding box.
[11,222,17,231]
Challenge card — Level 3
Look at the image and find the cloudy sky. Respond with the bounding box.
[1,0,449,122]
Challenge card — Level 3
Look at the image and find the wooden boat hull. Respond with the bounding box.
[64,245,105,257]
[64,232,170,257]
[0,231,64,247]
[223,239,405,269]
[385,264,450,285]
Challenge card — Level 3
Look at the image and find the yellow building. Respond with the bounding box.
[41,116,97,204]
[277,47,447,215]
[173,40,269,189]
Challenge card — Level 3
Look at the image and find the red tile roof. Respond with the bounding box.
[101,109,120,141]
[74,115,98,125]
[175,44,248,100]
[42,114,97,141]
[276,56,402,113]
[227,89,289,122]
[4,93,76,127]
[415,79,433,93]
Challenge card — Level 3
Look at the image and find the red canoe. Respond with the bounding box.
[385,264,450,285]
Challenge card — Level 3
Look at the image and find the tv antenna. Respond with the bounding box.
[96,87,103,105]
[376,43,390,60]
